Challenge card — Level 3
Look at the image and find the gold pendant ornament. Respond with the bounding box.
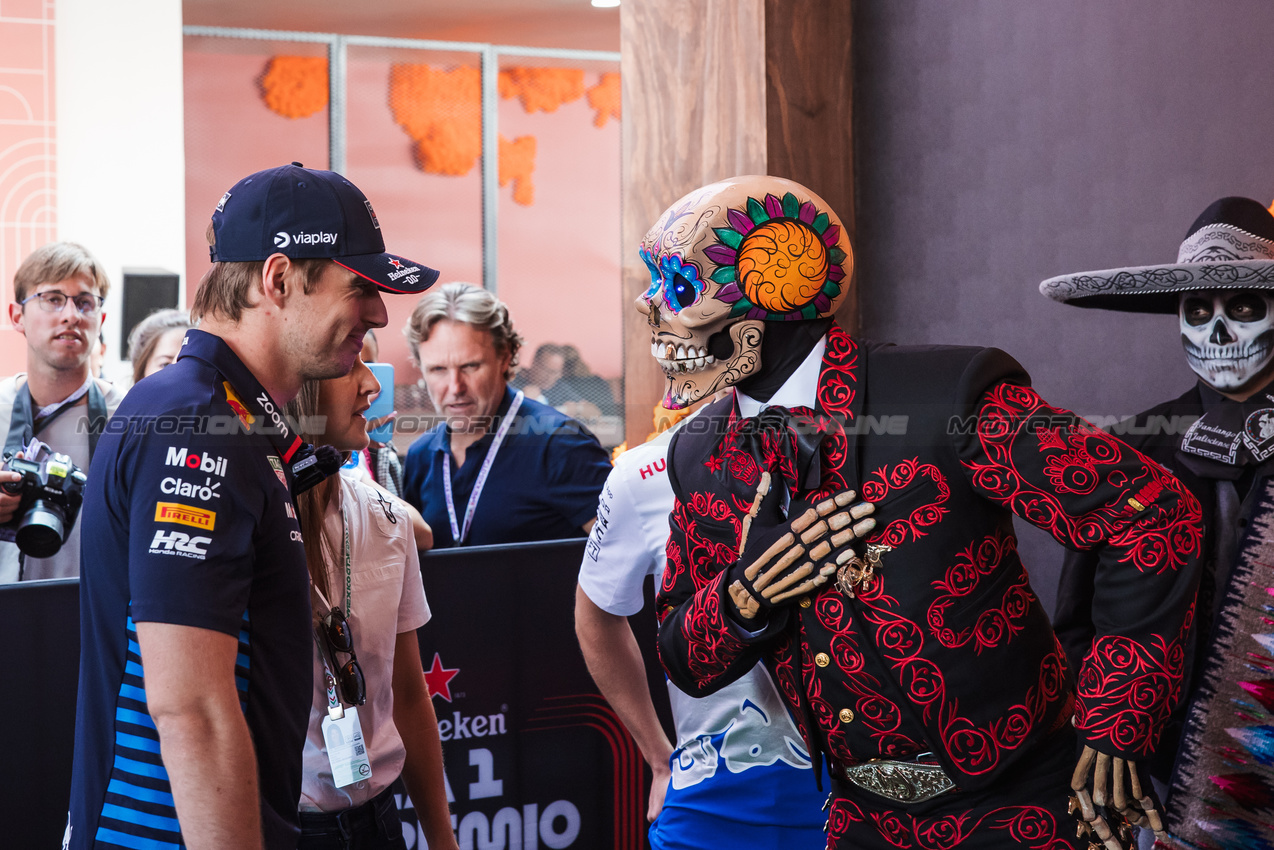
[836,543,891,598]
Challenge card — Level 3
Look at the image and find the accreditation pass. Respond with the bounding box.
[321,706,372,788]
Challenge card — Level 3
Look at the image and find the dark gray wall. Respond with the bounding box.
[853,0,1274,614]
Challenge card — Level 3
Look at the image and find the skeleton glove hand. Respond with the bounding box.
[725,483,876,623]
[1069,745,1166,850]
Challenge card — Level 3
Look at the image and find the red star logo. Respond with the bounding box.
[388,258,403,269]
[423,652,460,701]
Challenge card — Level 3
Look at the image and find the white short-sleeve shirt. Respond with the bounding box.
[300,475,431,811]
[577,414,814,803]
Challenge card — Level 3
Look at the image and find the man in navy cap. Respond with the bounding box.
[68,164,438,850]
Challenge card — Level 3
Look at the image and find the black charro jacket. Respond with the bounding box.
[656,326,1204,794]
[1052,383,1274,783]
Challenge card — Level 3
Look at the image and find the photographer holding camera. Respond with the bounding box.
[0,242,123,582]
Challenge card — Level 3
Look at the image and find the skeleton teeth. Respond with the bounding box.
[676,345,686,360]
[706,354,715,365]
[651,341,659,357]
[695,357,706,369]
[665,343,676,359]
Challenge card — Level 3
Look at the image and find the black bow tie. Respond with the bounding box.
[712,405,824,494]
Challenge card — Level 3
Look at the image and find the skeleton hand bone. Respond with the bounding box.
[1069,745,1166,850]
[726,484,876,622]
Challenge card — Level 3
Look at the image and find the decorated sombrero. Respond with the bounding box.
[1040,196,1274,313]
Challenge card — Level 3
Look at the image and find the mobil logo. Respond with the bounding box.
[165,446,228,477]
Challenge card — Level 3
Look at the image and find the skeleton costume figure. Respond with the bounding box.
[648,176,1204,850]
[1044,197,1274,850]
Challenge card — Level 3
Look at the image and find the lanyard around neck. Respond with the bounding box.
[34,374,94,424]
[310,504,353,715]
[311,504,353,617]
[442,390,524,545]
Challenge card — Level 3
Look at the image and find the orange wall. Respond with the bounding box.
[0,0,57,374]
[183,45,621,384]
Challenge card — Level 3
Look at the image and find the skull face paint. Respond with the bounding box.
[636,176,852,409]
[1179,290,1274,394]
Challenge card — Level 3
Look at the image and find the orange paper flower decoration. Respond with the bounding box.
[498,67,585,113]
[586,72,621,127]
[499,135,536,206]
[262,56,329,119]
[389,64,483,176]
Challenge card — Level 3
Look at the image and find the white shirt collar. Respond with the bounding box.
[735,335,827,419]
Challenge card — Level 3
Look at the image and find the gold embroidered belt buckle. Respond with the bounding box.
[841,756,956,804]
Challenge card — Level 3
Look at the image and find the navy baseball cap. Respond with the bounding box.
[209,162,440,294]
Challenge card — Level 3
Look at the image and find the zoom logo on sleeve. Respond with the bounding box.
[149,530,212,559]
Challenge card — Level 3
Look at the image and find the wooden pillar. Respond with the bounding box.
[621,0,855,448]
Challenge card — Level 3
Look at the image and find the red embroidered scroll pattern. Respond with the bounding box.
[809,591,922,760]
[807,326,858,501]
[827,802,1074,850]
[660,494,739,597]
[962,383,1202,574]
[817,325,858,417]
[927,531,1036,654]
[854,579,1068,776]
[673,570,751,687]
[659,496,752,687]
[1073,600,1194,757]
[860,458,952,548]
[767,635,811,746]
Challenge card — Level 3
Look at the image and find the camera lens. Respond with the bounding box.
[16,500,66,558]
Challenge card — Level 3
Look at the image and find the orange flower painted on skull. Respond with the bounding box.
[708,192,848,321]
[737,220,830,313]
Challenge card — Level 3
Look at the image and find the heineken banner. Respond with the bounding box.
[8,538,669,849]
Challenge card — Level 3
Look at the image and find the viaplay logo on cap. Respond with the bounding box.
[274,231,338,249]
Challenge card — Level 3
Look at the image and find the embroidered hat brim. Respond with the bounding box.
[334,252,441,294]
[1040,197,1274,314]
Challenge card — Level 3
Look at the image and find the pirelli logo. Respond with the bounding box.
[154,501,216,531]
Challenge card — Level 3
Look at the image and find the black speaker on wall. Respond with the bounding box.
[120,268,180,357]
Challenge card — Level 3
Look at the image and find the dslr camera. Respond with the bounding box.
[0,438,88,558]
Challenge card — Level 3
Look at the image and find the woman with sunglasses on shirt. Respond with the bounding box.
[289,359,458,850]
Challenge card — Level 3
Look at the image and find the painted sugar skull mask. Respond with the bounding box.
[636,176,852,409]
[1180,290,1274,394]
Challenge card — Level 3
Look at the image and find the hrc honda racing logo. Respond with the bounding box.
[148,530,211,559]
[274,231,337,249]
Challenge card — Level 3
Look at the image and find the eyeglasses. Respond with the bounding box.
[319,606,366,706]
[19,290,105,316]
